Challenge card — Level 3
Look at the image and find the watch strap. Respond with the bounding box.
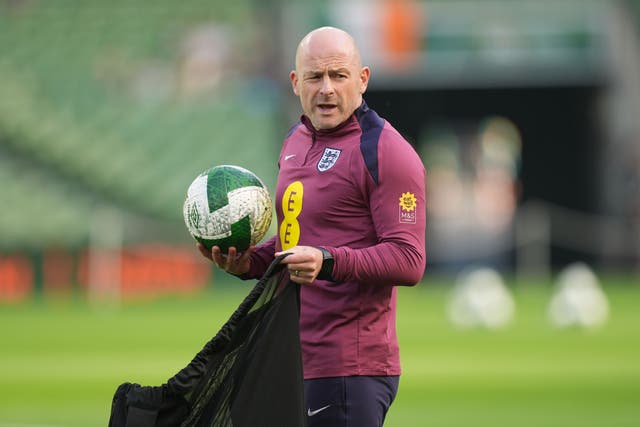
[316,247,334,281]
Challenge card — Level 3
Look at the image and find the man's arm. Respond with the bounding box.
[243,235,277,278]
[332,128,426,286]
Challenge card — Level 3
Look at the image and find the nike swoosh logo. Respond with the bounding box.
[307,405,331,417]
[284,154,296,160]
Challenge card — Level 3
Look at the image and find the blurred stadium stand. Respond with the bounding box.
[0,0,284,299]
[1,0,639,301]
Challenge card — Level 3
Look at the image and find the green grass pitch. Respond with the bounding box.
[0,275,638,427]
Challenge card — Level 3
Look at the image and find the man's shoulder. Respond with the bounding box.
[355,102,385,133]
[355,104,407,143]
[285,121,305,139]
[379,121,410,145]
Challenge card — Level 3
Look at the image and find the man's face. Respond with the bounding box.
[291,45,369,131]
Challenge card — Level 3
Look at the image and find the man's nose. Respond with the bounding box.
[319,75,334,95]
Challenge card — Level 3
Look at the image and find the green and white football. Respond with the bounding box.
[183,165,273,253]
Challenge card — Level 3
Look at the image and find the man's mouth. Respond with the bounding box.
[317,103,337,113]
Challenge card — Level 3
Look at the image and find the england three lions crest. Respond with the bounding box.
[317,148,342,172]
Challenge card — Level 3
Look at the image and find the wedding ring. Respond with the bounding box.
[293,270,299,276]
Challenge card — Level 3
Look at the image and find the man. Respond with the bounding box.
[199,26,426,426]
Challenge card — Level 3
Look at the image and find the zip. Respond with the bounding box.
[305,131,316,165]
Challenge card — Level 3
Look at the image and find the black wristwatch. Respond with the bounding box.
[316,247,334,281]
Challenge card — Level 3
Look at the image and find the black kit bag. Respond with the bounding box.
[108,254,305,427]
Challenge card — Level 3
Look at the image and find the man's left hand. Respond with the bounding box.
[275,246,323,285]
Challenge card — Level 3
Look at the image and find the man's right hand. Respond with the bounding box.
[197,243,253,276]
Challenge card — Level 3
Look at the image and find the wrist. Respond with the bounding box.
[316,247,334,281]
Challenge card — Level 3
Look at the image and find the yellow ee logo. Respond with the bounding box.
[280,181,303,250]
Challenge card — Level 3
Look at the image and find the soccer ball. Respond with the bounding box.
[448,267,515,329]
[183,165,273,253]
[548,262,609,329]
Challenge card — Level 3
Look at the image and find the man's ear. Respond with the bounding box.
[290,70,299,96]
[359,66,370,94]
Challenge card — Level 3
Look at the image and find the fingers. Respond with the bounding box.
[287,265,306,284]
[209,245,223,267]
[276,247,322,266]
[212,246,238,270]
[286,265,319,285]
[211,245,253,276]
[236,247,253,265]
[196,242,213,261]
[197,243,252,277]
[275,246,317,264]
[277,246,324,285]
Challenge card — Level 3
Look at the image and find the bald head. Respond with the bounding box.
[290,27,370,130]
[295,26,362,71]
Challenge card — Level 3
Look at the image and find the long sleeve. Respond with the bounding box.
[331,127,426,286]
[243,235,277,279]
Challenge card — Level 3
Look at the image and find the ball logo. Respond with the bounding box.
[280,181,304,250]
[188,204,200,230]
[399,191,417,224]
